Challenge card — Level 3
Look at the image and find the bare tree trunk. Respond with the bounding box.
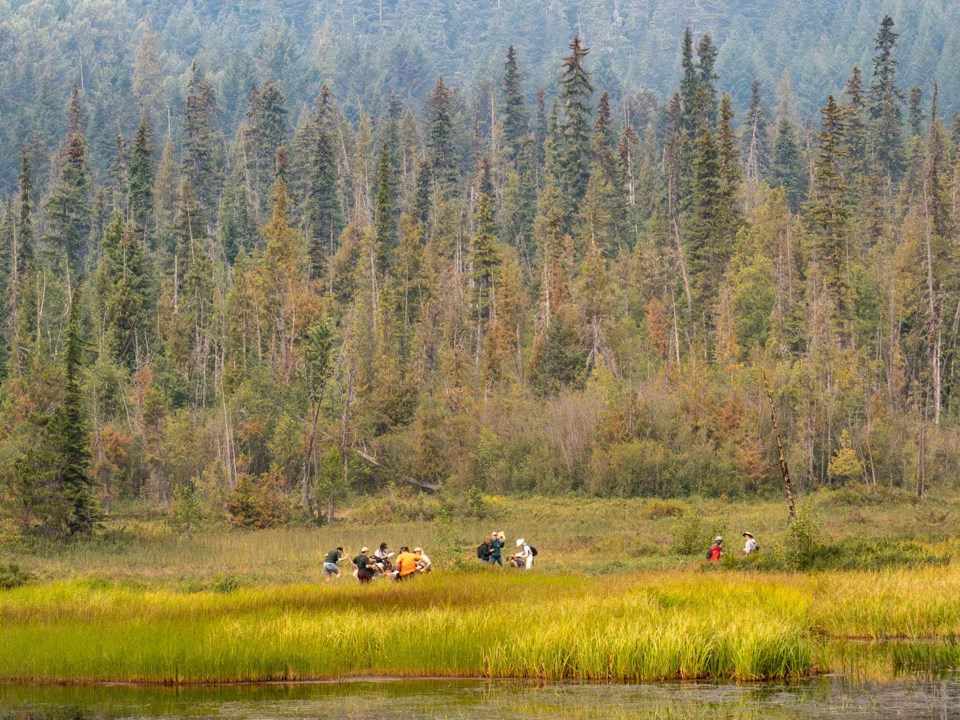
[762,369,797,523]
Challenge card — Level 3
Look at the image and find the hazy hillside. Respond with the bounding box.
[0,0,956,189]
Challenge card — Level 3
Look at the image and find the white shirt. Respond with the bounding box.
[516,543,533,568]
[744,537,758,555]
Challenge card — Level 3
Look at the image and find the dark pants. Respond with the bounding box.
[357,570,374,584]
[491,555,503,567]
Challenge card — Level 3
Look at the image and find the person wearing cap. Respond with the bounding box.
[394,546,423,580]
[414,546,432,573]
[323,546,344,581]
[490,532,504,567]
[742,532,758,555]
[511,538,533,570]
[353,547,375,583]
[707,537,723,562]
[374,542,394,572]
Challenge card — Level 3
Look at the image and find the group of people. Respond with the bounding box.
[707,532,758,562]
[477,532,536,569]
[323,542,432,583]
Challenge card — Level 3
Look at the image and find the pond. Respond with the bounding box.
[1,677,958,720]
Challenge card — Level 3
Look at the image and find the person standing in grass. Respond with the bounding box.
[490,532,504,567]
[323,547,344,581]
[394,546,423,580]
[707,537,723,562]
[353,547,375,583]
[477,538,493,564]
[742,532,758,555]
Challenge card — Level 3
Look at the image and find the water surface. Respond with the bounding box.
[2,678,959,719]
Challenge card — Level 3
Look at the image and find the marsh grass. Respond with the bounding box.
[0,573,818,684]
[4,494,960,685]
[4,567,960,685]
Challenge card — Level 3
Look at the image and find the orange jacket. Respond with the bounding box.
[395,552,422,577]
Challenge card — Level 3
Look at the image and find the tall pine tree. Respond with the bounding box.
[45,84,91,278]
[501,45,529,161]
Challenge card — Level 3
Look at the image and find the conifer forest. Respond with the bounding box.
[3,1,960,537]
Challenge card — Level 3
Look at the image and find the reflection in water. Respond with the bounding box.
[1,678,959,720]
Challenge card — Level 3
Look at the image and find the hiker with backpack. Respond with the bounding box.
[510,538,536,569]
[707,536,723,562]
[477,538,493,564]
[742,532,758,555]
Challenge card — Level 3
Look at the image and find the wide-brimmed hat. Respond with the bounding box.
[360,546,369,553]
[714,536,723,544]
[516,538,525,547]
[414,547,423,553]
[742,532,754,538]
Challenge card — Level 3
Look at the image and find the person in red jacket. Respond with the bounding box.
[707,536,723,562]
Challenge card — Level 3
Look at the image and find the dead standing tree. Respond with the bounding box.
[762,369,797,523]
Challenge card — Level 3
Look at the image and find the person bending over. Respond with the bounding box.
[353,547,375,583]
[323,546,344,581]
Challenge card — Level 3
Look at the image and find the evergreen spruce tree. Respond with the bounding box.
[413,160,433,227]
[694,34,719,131]
[867,15,905,181]
[373,144,396,275]
[771,116,806,212]
[96,212,151,368]
[904,84,927,198]
[245,80,288,208]
[559,36,594,211]
[303,87,345,277]
[219,158,257,263]
[184,62,224,223]
[580,91,626,255]
[502,137,537,270]
[908,85,925,138]
[679,27,698,141]
[471,158,499,330]
[45,83,91,277]
[717,93,742,236]
[11,151,38,375]
[806,96,851,332]
[501,45,529,161]
[129,117,155,239]
[111,132,129,214]
[55,284,98,535]
[533,88,548,167]
[427,76,457,191]
[743,78,770,184]
[687,129,723,324]
[842,66,869,178]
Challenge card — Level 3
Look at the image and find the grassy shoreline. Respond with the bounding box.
[3,568,960,685]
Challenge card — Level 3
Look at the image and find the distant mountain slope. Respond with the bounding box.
[0,0,955,188]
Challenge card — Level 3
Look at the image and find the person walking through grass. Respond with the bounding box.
[742,532,758,555]
[353,547,375,583]
[707,537,723,562]
[323,547,344,581]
